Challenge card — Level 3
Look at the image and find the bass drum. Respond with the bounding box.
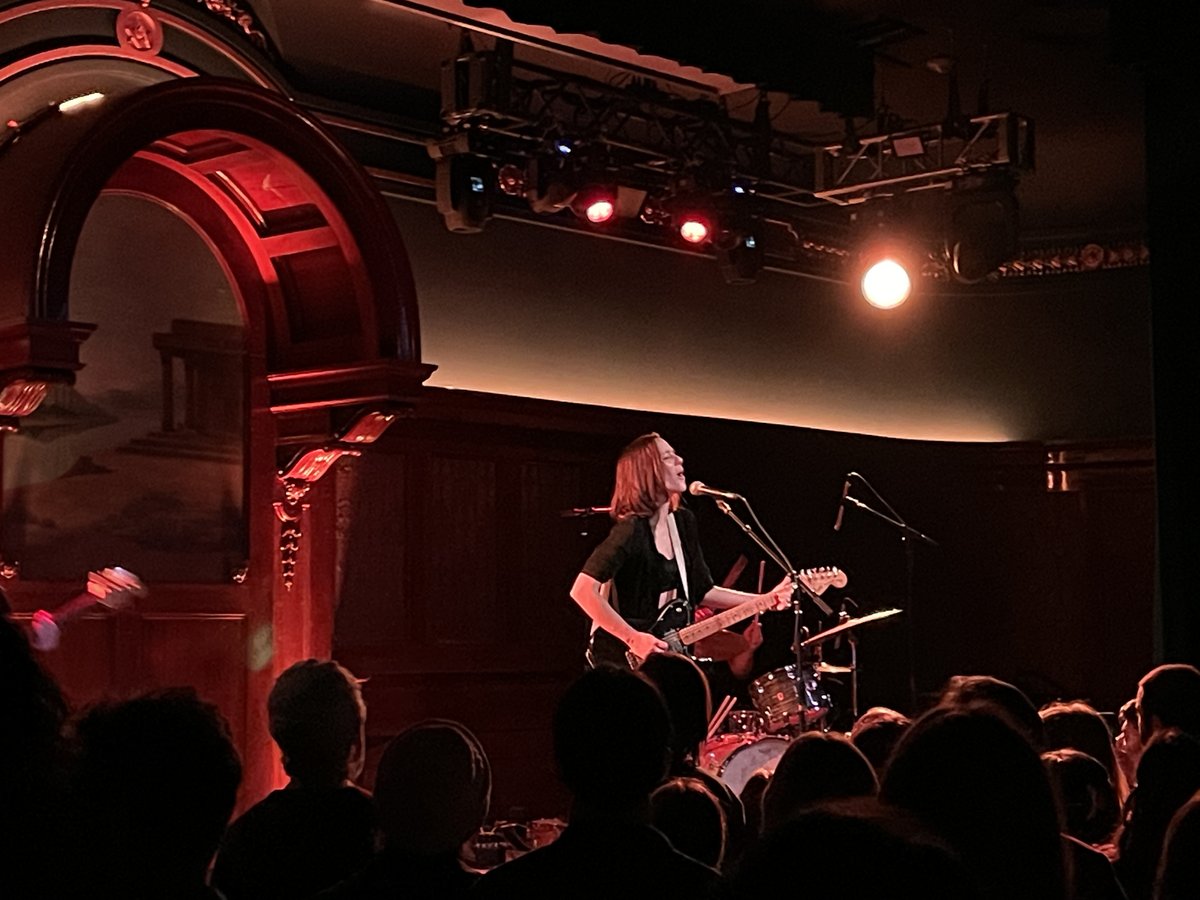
[698,733,789,795]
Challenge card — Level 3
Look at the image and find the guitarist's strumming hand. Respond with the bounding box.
[626,630,669,665]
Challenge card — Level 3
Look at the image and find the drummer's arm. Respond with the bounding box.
[727,616,764,679]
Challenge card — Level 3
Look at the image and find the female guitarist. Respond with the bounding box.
[571,433,793,668]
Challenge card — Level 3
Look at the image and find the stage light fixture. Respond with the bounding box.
[860,257,912,308]
[497,163,525,196]
[525,153,579,214]
[946,180,1018,283]
[434,153,496,233]
[716,224,764,284]
[571,181,618,224]
[672,195,716,244]
[679,216,711,244]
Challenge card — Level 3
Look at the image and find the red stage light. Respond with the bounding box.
[679,217,710,244]
[584,198,615,223]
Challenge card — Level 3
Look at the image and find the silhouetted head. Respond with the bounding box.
[880,705,1065,900]
[733,797,977,899]
[71,688,242,892]
[1157,790,1200,900]
[850,706,913,775]
[1041,748,1119,845]
[638,652,711,762]
[1039,700,1118,784]
[739,768,772,838]
[373,718,491,856]
[554,666,671,813]
[938,674,1044,748]
[268,659,366,786]
[650,777,727,868]
[1120,728,1200,898]
[1137,664,1200,743]
[761,731,878,831]
[1,614,67,783]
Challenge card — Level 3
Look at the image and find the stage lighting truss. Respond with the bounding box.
[426,44,1057,285]
[814,113,1034,206]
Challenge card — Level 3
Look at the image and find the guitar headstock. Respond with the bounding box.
[798,566,848,594]
[87,567,147,611]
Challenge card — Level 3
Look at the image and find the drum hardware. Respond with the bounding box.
[813,662,854,674]
[799,607,901,721]
[799,607,903,647]
[834,473,936,713]
[749,663,834,734]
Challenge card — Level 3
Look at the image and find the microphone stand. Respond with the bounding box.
[842,493,938,712]
[713,499,829,732]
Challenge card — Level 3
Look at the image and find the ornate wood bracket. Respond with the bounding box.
[271,407,407,589]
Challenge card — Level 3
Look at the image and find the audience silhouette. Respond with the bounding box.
[1116,729,1200,900]
[849,705,912,776]
[471,665,725,898]
[12,585,1200,900]
[880,704,1066,900]
[0,614,70,900]
[68,688,242,900]
[320,718,491,898]
[1155,791,1200,900]
[760,731,877,832]
[732,797,978,899]
[212,659,375,900]
[650,776,727,869]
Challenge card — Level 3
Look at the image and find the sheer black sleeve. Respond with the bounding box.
[580,518,637,582]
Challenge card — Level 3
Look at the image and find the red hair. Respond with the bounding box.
[609,433,680,520]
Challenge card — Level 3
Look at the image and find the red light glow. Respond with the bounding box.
[679,218,710,244]
[585,199,615,224]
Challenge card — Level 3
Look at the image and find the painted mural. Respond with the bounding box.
[1,195,246,583]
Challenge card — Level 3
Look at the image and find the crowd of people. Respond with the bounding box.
[4,601,1200,899]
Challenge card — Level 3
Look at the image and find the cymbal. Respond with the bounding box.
[693,629,750,661]
[800,608,903,648]
[814,662,854,674]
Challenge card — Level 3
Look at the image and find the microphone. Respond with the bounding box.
[559,505,612,518]
[688,481,741,501]
[833,476,852,531]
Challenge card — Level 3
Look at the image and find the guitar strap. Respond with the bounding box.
[666,511,690,607]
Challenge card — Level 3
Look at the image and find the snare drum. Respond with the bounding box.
[749,664,832,734]
[698,733,789,795]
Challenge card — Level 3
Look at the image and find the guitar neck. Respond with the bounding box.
[51,590,102,625]
[677,592,776,647]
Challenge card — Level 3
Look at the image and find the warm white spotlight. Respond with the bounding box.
[861,258,912,308]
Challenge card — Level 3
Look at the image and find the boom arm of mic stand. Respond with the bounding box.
[844,497,939,547]
[713,501,832,616]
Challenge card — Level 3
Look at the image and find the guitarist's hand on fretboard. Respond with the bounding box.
[765,576,794,610]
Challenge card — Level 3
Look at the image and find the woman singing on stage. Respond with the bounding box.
[571,433,791,667]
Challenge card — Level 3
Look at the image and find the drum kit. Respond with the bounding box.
[697,607,901,794]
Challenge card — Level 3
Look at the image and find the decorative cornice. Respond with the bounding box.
[187,0,270,51]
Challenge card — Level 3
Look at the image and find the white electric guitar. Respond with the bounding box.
[29,567,146,651]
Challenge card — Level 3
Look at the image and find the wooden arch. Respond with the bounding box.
[0,77,433,802]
